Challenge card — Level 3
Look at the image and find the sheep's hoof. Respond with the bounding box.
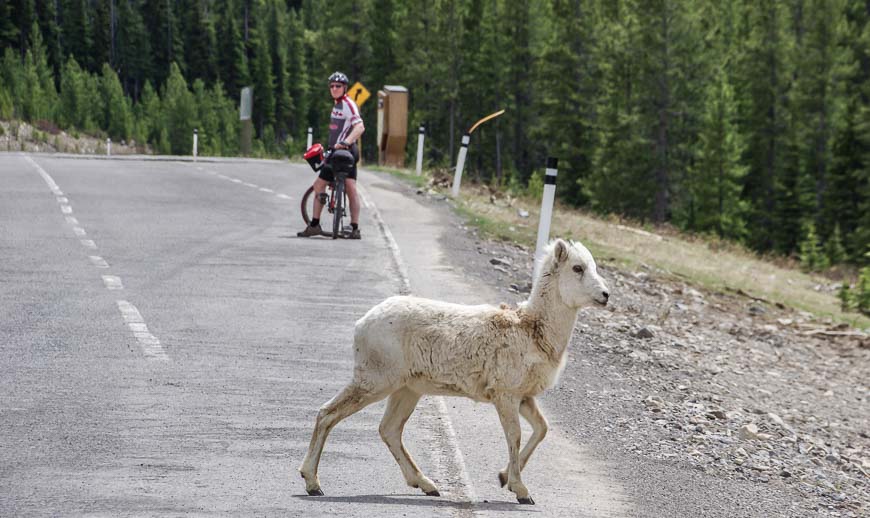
[306,488,324,496]
[498,472,508,487]
[424,490,441,497]
[517,496,535,505]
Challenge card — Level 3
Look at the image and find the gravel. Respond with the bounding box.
[407,183,869,517]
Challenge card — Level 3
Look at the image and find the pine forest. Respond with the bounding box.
[2,0,870,268]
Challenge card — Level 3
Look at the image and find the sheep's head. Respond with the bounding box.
[551,239,610,309]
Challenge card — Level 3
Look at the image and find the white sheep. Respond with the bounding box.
[299,238,610,504]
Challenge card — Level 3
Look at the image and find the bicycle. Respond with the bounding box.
[301,144,356,239]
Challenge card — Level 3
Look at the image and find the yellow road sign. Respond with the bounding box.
[349,82,371,107]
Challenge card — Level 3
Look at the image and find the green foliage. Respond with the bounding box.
[826,224,848,265]
[526,169,544,201]
[100,64,133,140]
[0,0,868,268]
[163,62,195,155]
[799,221,829,272]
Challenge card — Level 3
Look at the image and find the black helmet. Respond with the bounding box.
[328,71,349,85]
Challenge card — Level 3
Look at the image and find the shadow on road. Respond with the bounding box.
[292,493,540,513]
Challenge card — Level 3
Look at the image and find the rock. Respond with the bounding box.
[634,327,655,339]
[517,209,530,218]
[748,305,766,316]
[492,265,509,274]
[739,423,763,441]
[490,257,512,267]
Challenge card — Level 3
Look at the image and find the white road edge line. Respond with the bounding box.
[357,184,478,505]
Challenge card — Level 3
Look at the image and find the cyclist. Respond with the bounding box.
[298,71,365,239]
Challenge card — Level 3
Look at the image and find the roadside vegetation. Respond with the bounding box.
[373,165,870,331]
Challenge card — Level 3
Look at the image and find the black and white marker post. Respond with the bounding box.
[307,127,313,149]
[193,128,198,161]
[451,133,471,197]
[450,109,505,197]
[416,126,425,176]
[533,157,558,279]
[106,138,111,157]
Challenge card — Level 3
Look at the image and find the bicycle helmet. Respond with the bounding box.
[328,71,349,85]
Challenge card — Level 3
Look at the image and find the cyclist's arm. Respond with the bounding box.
[340,122,365,148]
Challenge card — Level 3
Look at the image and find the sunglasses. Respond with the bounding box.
[329,84,345,89]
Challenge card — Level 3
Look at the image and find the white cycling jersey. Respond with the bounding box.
[328,94,363,150]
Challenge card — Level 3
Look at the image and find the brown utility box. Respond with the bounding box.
[377,85,408,167]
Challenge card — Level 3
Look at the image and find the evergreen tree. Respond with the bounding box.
[0,0,20,50]
[142,0,184,86]
[100,63,132,140]
[587,1,654,219]
[163,62,195,154]
[532,0,598,204]
[90,0,112,70]
[116,0,154,100]
[34,0,61,76]
[215,0,249,100]
[285,8,308,141]
[738,0,793,251]
[59,55,86,128]
[249,24,275,139]
[183,0,217,83]
[60,0,92,70]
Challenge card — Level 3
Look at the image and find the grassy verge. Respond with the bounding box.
[370,166,870,330]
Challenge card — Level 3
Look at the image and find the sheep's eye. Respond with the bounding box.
[572,265,584,274]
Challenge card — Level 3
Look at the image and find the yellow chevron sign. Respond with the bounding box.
[349,82,371,107]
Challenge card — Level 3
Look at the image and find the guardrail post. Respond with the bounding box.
[533,157,558,280]
[193,129,198,161]
[106,138,111,156]
[307,127,313,149]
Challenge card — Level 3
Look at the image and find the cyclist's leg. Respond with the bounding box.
[345,178,360,225]
[311,177,329,221]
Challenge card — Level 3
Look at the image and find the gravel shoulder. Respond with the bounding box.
[372,170,869,518]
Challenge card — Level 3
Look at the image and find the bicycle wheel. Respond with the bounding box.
[332,178,345,239]
[300,186,314,226]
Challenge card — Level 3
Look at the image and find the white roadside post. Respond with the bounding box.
[451,133,471,197]
[193,129,198,161]
[307,127,313,149]
[533,157,559,280]
[415,126,425,176]
[450,109,505,197]
[106,138,111,156]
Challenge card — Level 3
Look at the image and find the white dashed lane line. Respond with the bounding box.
[24,154,168,361]
[102,275,124,290]
[194,165,294,201]
[116,301,168,360]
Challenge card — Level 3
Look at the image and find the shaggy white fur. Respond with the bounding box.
[299,238,610,504]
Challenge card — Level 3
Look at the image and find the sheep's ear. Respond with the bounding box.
[554,239,570,266]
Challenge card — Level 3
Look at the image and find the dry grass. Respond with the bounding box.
[425,177,870,330]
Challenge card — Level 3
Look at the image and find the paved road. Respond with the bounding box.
[0,154,628,517]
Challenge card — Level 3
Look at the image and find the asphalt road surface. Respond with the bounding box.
[0,154,629,517]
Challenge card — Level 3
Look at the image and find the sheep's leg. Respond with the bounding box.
[299,383,388,496]
[499,396,548,488]
[379,387,439,496]
[493,395,533,504]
